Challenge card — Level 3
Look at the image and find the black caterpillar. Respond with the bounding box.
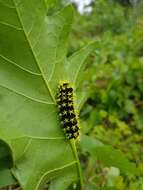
[57,82,79,139]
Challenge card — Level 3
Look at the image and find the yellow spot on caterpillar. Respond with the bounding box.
[63,110,67,115]
[69,110,74,114]
[72,126,76,130]
[64,118,69,122]
[62,103,66,107]
[73,132,79,138]
[62,96,67,100]
[71,118,75,122]
[66,126,70,131]
[68,102,73,107]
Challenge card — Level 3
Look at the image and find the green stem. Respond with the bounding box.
[70,139,83,190]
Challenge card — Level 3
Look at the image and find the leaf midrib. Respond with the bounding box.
[12,0,56,103]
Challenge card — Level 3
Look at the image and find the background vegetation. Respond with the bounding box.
[69,0,143,189]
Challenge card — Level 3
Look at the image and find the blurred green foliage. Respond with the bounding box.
[67,0,143,189]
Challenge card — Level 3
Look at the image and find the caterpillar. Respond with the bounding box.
[56,82,79,140]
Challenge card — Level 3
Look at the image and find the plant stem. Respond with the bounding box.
[70,139,83,190]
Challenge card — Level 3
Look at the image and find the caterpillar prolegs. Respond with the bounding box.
[56,82,79,140]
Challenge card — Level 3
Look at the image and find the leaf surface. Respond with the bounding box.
[80,135,137,176]
[0,169,16,188]
[0,1,95,189]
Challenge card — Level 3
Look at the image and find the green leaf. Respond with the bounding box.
[0,1,93,189]
[85,182,117,190]
[99,188,117,190]
[45,0,58,10]
[76,90,90,110]
[80,135,137,175]
[0,140,15,187]
[49,171,77,190]
[0,139,13,169]
[0,169,16,188]
[66,42,96,87]
[85,183,97,190]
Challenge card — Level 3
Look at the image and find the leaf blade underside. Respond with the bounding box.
[0,0,95,189]
[0,1,77,189]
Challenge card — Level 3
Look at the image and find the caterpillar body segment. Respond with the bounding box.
[57,82,79,140]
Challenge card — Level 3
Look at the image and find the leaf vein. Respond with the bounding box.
[0,1,15,8]
[0,85,54,105]
[0,54,41,76]
[36,161,77,190]
[0,21,22,30]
